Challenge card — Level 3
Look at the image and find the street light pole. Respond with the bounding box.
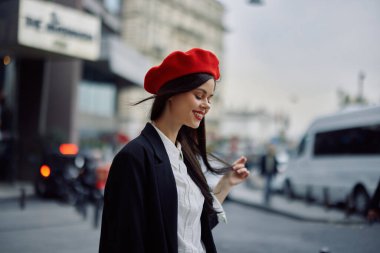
[248,0,264,5]
[358,70,365,103]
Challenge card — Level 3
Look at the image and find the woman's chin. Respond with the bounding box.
[185,121,201,129]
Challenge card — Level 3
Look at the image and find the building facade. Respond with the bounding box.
[0,0,102,180]
[122,0,224,63]
[0,0,150,181]
[119,0,226,138]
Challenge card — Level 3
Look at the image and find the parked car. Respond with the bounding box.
[34,144,109,204]
[282,106,380,215]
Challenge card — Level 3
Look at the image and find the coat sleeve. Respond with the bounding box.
[99,148,148,253]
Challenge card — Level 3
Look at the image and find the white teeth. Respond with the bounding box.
[194,112,203,119]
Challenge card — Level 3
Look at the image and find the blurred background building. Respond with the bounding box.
[121,0,224,62]
[1,0,101,181]
[77,0,150,157]
[0,0,150,181]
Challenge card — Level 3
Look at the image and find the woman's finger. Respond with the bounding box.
[236,168,248,174]
[232,163,245,170]
[233,156,247,165]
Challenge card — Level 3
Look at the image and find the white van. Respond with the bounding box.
[283,105,380,214]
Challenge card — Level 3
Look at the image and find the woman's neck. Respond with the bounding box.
[152,119,181,145]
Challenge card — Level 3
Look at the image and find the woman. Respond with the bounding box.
[99,48,250,253]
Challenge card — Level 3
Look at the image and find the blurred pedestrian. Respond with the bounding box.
[99,48,250,253]
[367,178,380,222]
[260,144,279,204]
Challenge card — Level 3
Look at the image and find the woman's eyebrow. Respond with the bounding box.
[195,88,214,97]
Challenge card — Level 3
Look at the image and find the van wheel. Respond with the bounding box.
[353,187,370,215]
[283,180,294,200]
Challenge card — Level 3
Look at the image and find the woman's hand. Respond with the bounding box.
[225,156,250,186]
[213,156,250,204]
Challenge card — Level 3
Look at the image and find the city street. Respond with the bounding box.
[0,198,100,253]
[214,201,380,253]
[1,197,379,253]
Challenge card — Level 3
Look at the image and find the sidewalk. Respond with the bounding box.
[0,181,35,202]
[0,193,100,253]
[228,184,366,224]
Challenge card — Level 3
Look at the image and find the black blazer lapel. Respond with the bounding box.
[141,123,178,251]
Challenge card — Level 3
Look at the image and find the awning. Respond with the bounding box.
[100,36,151,87]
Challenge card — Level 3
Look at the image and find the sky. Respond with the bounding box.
[218,0,380,139]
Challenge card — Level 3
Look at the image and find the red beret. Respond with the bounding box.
[144,48,220,94]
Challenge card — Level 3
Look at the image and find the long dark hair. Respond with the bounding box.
[135,73,231,215]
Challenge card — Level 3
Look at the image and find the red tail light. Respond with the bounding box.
[59,143,79,155]
[40,165,51,178]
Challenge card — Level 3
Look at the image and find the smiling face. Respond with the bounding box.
[167,78,215,129]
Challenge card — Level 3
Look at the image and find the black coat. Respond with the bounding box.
[99,123,218,253]
[259,154,279,176]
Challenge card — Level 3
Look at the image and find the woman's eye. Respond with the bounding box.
[195,95,202,100]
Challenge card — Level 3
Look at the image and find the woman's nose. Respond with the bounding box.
[201,102,210,110]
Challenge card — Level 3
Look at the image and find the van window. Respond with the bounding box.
[313,124,380,156]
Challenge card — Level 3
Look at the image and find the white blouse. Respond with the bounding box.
[152,125,226,253]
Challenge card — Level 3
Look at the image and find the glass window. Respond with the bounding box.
[313,124,380,156]
[104,0,122,16]
[79,81,116,117]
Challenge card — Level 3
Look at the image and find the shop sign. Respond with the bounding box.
[18,0,101,60]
